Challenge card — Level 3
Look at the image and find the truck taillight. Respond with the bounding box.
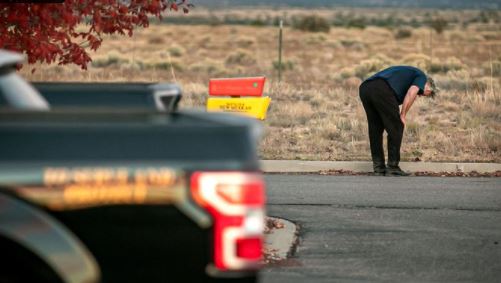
[191,172,265,271]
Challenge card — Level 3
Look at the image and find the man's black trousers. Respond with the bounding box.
[359,79,404,170]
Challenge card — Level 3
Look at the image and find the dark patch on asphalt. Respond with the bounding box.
[288,221,301,258]
[265,258,302,268]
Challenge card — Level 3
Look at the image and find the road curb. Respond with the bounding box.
[260,160,501,173]
[264,217,298,262]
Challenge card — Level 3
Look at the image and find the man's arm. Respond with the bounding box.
[400,85,420,126]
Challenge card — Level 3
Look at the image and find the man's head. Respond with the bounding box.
[423,76,438,98]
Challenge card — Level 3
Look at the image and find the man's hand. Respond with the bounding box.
[400,85,419,128]
[400,114,406,127]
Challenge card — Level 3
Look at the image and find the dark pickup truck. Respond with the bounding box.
[32,82,182,111]
[0,50,265,283]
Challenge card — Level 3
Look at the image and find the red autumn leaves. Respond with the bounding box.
[0,0,193,70]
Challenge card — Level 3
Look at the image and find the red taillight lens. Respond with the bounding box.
[191,172,266,271]
[236,238,262,260]
[216,183,265,205]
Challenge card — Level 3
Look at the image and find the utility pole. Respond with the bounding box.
[429,28,433,72]
[278,19,283,83]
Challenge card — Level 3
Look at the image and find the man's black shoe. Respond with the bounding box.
[373,163,386,176]
[385,166,411,176]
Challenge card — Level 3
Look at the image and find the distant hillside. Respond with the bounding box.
[199,0,500,9]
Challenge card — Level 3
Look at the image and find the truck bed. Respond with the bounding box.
[0,110,260,170]
[32,82,182,111]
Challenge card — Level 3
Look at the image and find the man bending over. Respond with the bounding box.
[359,66,438,176]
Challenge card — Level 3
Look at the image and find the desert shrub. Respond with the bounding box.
[485,131,500,152]
[436,72,469,91]
[208,14,222,26]
[367,15,399,28]
[409,148,424,160]
[338,39,365,51]
[168,45,185,57]
[394,28,412,39]
[272,60,295,71]
[436,70,488,92]
[148,36,165,44]
[401,53,430,70]
[354,55,393,80]
[477,11,496,24]
[292,15,330,33]
[338,67,355,80]
[430,17,448,34]
[190,59,225,76]
[225,50,256,66]
[339,39,360,48]
[145,59,183,72]
[346,18,366,29]
[91,51,129,68]
[319,126,342,141]
[482,32,501,41]
[116,62,143,71]
[480,10,500,23]
[429,57,464,74]
[250,18,266,27]
[306,34,327,44]
[333,12,377,29]
[236,36,256,48]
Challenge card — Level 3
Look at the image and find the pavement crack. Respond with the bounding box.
[267,203,501,212]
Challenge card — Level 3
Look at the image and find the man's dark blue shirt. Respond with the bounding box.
[365,66,427,104]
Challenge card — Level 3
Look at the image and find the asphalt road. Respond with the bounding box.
[260,175,501,283]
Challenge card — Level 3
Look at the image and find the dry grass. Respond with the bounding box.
[20,9,501,162]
